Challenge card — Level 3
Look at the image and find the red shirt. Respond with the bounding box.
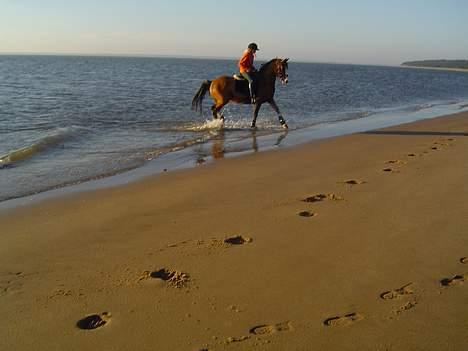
[238,50,255,73]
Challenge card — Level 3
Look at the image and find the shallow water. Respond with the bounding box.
[1,55,468,202]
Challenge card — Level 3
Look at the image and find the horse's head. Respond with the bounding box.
[259,58,290,84]
[274,58,289,84]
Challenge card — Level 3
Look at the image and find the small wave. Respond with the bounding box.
[0,128,76,166]
[414,104,433,111]
[326,110,373,124]
[145,133,216,160]
[403,100,464,112]
[347,110,373,119]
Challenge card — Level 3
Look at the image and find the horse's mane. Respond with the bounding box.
[259,58,288,73]
[259,58,278,73]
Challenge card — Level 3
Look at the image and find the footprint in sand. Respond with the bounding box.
[302,193,343,203]
[460,257,468,264]
[386,160,407,165]
[382,168,392,172]
[202,235,253,251]
[249,321,293,335]
[298,210,317,218]
[140,268,190,288]
[323,313,363,327]
[393,301,418,315]
[224,235,253,245]
[434,140,452,147]
[161,235,253,257]
[76,312,111,330]
[440,274,466,287]
[225,335,251,344]
[0,271,26,296]
[380,283,414,300]
[382,168,399,173]
[339,179,367,186]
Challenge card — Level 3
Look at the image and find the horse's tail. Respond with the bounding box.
[192,80,212,114]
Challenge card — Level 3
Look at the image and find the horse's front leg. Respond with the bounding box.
[251,102,262,129]
[268,99,288,129]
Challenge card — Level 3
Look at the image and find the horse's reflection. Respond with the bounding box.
[195,129,288,164]
[211,130,225,159]
[274,130,288,146]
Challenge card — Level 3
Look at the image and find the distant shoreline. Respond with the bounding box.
[401,65,468,73]
[401,59,468,73]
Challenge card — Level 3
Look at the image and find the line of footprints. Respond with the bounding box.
[75,254,467,341]
[75,137,465,348]
[297,137,456,217]
[293,137,466,329]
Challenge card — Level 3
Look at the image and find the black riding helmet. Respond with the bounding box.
[248,43,259,51]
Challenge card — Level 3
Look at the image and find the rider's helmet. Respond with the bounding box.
[248,43,259,51]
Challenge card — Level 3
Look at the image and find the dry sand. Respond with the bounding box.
[1,112,468,351]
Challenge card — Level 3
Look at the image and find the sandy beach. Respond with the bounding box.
[1,111,468,351]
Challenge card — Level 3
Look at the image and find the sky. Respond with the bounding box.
[1,0,467,65]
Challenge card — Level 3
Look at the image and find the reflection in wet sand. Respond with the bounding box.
[194,129,289,164]
[212,130,226,159]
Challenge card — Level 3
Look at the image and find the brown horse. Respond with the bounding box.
[192,58,289,129]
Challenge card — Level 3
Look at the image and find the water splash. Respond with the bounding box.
[194,118,225,131]
[183,118,281,131]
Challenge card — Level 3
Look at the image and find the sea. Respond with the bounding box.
[1,55,468,205]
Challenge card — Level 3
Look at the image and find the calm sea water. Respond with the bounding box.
[1,55,468,202]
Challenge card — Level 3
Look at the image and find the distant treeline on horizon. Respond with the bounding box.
[402,59,468,69]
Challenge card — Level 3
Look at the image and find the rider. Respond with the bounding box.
[238,43,259,104]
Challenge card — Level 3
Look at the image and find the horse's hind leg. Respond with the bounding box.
[210,104,219,119]
[211,102,226,120]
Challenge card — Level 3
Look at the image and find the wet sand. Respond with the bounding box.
[1,112,468,350]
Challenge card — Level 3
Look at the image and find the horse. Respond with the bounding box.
[192,58,289,129]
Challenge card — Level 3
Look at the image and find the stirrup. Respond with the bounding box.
[251,96,257,104]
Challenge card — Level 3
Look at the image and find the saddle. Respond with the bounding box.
[232,72,257,97]
[233,73,245,81]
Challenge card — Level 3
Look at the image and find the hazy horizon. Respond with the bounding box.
[1,0,467,66]
[0,52,409,67]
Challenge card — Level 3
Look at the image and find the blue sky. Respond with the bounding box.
[1,0,467,65]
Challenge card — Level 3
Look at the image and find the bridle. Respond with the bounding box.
[275,59,289,84]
